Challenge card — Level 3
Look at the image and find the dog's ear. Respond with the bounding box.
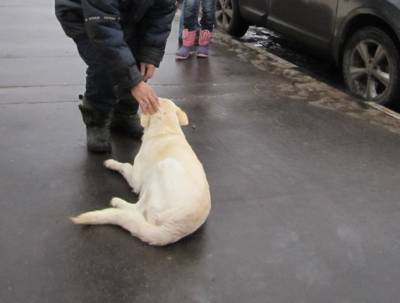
[140,114,150,128]
[176,107,189,126]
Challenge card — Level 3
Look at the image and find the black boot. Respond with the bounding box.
[78,97,112,153]
[110,111,143,140]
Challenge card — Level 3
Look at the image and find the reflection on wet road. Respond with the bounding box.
[241,27,342,88]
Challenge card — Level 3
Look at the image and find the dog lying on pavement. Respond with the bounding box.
[71,98,211,246]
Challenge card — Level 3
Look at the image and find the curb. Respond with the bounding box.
[367,102,400,121]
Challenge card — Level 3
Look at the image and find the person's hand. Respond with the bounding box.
[140,63,156,81]
[131,81,160,114]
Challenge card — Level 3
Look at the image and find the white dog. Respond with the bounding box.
[71,98,211,246]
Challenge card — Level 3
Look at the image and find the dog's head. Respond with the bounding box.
[139,98,189,132]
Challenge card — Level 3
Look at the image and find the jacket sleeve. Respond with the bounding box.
[136,0,177,67]
[81,0,143,89]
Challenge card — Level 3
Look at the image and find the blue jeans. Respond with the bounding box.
[74,37,138,114]
[179,0,216,35]
[178,4,199,39]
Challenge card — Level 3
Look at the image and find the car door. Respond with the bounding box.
[240,0,271,25]
[267,0,339,51]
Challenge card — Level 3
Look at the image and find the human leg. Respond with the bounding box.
[176,0,201,59]
[197,0,216,58]
[74,37,117,152]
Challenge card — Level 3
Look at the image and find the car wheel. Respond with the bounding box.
[342,27,400,106]
[215,0,249,37]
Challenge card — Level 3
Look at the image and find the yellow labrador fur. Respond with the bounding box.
[71,98,211,246]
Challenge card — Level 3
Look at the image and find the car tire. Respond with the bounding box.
[342,26,400,106]
[215,0,249,37]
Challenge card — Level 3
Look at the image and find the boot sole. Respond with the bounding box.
[176,51,196,60]
[175,55,190,60]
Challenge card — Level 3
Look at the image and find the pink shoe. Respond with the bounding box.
[197,30,212,58]
[176,29,196,60]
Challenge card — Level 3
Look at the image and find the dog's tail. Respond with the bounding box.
[71,208,181,246]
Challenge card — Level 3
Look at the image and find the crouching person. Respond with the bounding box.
[55,0,177,152]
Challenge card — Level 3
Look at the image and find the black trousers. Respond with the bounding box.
[74,37,139,115]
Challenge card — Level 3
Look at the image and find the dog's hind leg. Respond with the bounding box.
[71,208,127,225]
[72,208,178,246]
[71,208,140,231]
[104,159,136,189]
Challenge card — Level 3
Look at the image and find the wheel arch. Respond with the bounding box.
[334,10,400,66]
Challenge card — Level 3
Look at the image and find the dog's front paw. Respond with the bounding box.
[110,197,126,208]
[110,197,137,210]
[110,197,120,208]
[104,159,118,170]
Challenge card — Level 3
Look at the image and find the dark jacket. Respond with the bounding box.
[55,0,177,89]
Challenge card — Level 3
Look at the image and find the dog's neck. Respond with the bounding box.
[142,124,184,141]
